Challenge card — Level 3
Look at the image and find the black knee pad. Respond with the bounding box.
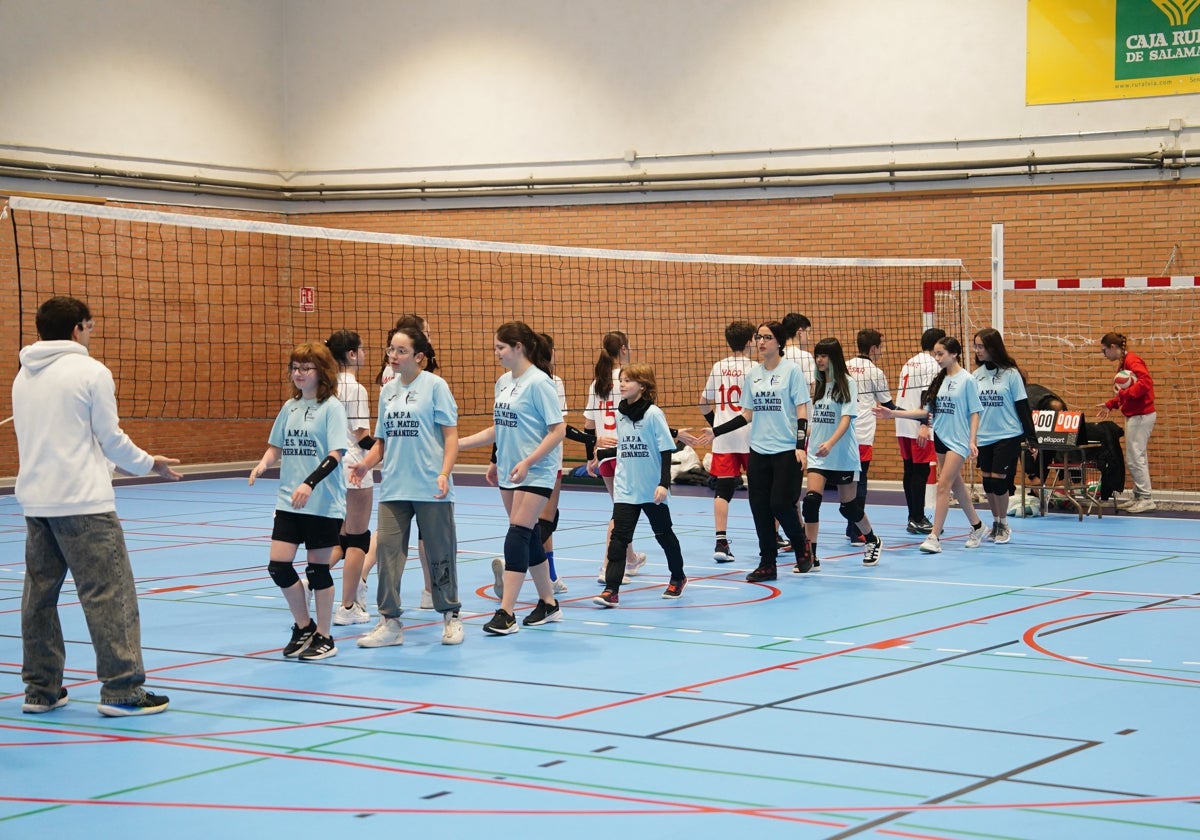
[342,530,371,554]
[839,498,865,523]
[982,476,1009,496]
[801,491,823,523]
[537,510,560,542]
[713,476,739,503]
[504,524,535,572]
[305,563,335,591]
[267,560,299,589]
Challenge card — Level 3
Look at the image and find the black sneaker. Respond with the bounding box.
[483,608,519,635]
[592,589,619,608]
[22,687,68,714]
[523,599,563,626]
[863,536,883,566]
[97,691,170,717]
[662,578,686,599]
[713,539,735,563]
[847,534,866,545]
[746,564,777,582]
[775,534,792,553]
[792,553,813,574]
[298,632,338,661]
[906,517,934,534]
[283,619,317,657]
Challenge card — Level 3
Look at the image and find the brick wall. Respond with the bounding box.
[2,181,1195,490]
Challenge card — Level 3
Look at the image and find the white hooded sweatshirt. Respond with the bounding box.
[12,340,153,517]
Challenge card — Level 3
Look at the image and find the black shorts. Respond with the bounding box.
[977,435,1023,478]
[509,484,554,499]
[809,468,856,487]
[271,510,343,549]
[933,434,951,455]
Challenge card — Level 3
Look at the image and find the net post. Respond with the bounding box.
[991,223,1005,334]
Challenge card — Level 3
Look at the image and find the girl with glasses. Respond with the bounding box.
[250,343,349,660]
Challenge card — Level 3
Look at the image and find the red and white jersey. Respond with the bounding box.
[583,370,620,458]
[895,351,939,439]
[783,345,816,386]
[845,356,892,447]
[700,354,753,454]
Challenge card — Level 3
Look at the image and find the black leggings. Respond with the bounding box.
[748,449,806,564]
[605,502,684,589]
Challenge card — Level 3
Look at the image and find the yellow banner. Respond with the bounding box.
[1027,0,1200,104]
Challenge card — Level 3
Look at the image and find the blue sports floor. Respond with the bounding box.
[2,477,1199,839]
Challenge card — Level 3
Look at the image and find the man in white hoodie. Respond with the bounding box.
[13,296,181,717]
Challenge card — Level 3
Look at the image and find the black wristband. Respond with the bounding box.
[712,414,749,437]
[490,443,498,464]
[796,418,808,448]
[357,435,376,451]
[303,455,339,488]
[659,449,673,489]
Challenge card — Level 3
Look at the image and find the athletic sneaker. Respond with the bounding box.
[746,564,777,582]
[483,608,519,635]
[1127,499,1157,514]
[97,691,170,717]
[442,612,465,645]
[552,577,569,594]
[984,522,998,543]
[299,632,338,661]
[523,599,563,626]
[596,566,631,585]
[863,537,883,566]
[919,534,942,554]
[357,616,404,648]
[283,619,317,657]
[775,534,792,553]
[333,602,371,625]
[713,538,735,563]
[593,589,619,608]
[22,687,68,714]
[994,522,1012,544]
[847,534,866,546]
[964,521,987,549]
[357,576,369,607]
[491,557,505,598]
[1116,497,1137,511]
[792,552,813,574]
[662,578,687,599]
[906,518,934,535]
[419,589,434,610]
[626,552,648,576]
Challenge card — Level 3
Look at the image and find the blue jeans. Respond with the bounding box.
[22,513,149,705]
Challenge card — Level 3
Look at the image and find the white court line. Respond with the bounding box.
[629,625,656,630]
[1118,658,1153,663]
[676,628,702,634]
[937,648,969,653]
[993,651,1027,657]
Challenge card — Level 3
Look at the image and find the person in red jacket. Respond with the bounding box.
[1095,331,1156,513]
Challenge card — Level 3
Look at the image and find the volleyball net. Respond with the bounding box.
[7,195,964,474]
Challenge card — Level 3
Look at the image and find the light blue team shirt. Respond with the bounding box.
[745,358,811,455]
[268,396,350,519]
[374,370,459,503]
[928,369,983,457]
[494,366,563,491]
[972,364,1028,445]
[612,403,676,505]
[807,376,860,474]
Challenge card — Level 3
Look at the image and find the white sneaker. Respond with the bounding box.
[333,602,371,625]
[1116,497,1137,511]
[994,522,1011,544]
[627,552,648,576]
[552,577,569,594]
[1127,499,1157,514]
[964,522,986,549]
[441,613,464,645]
[596,566,632,585]
[919,534,942,554]
[356,577,369,606]
[357,617,404,648]
[419,589,434,610]
[985,522,998,543]
[491,557,505,598]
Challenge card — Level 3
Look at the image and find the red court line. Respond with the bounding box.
[1023,604,1200,685]
[555,590,1092,719]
